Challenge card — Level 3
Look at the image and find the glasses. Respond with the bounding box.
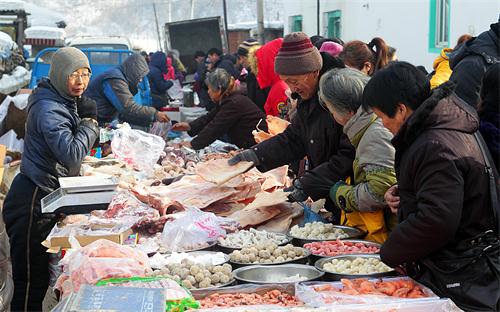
[68,72,91,81]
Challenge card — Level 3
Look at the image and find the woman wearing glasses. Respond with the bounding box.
[2,47,99,311]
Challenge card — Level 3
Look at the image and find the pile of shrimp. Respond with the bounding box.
[314,278,430,298]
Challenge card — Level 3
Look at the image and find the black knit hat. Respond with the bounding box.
[237,38,260,57]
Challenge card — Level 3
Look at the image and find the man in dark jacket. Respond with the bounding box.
[363,62,500,311]
[148,51,173,109]
[207,48,238,78]
[85,53,169,126]
[229,32,355,223]
[448,18,499,108]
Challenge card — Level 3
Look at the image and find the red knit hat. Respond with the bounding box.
[274,32,323,75]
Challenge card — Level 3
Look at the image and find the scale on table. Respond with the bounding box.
[41,176,119,215]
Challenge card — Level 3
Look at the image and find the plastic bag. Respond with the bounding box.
[160,209,228,253]
[149,120,172,141]
[55,239,151,296]
[111,124,165,175]
[316,299,463,312]
[295,277,438,307]
[167,80,183,99]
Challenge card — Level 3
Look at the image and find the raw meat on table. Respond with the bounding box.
[196,158,254,185]
[228,203,285,228]
[244,190,290,211]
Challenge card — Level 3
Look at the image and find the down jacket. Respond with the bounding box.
[448,20,499,107]
[380,82,498,266]
[21,79,99,193]
[85,54,157,125]
[252,54,355,201]
[188,92,266,150]
[148,51,173,109]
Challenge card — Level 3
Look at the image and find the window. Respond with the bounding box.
[324,10,342,39]
[429,0,450,53]
[289,15,303,32]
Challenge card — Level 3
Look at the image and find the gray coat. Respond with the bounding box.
[85,54,157,125]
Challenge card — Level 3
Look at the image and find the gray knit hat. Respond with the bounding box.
[274,32,323,75]
[49,47,91,99]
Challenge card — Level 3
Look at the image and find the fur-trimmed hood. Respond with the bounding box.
[392,81,479,152]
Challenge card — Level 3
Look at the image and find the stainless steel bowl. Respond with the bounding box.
[289,225,366,247]
[315,254,397,281]
[229,248,311,269]
[305,239,381,262]
[233,264,324,284]
[217,234,292,254]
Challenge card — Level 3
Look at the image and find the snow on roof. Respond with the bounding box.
[25,26,66,39]
[0,0,25,11]
[228,20,284,30]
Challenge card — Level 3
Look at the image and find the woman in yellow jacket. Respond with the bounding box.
[319,68,397,243]
[430,34,472,89]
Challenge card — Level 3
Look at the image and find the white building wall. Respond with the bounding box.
[283,0,500,71]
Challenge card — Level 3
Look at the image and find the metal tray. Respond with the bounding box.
[289,225,366,247]
[306,239,381,263]
[217,234,292,254]
[192,278,235,291]
[233,264,324,284]
[229,248,311,269]
[315,254,397,281]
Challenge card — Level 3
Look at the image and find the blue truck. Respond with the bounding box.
[29,48,151,106]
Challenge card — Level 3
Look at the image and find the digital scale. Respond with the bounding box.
[41,176,119,215]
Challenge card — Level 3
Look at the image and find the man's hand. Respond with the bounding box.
[155,111,170,122]
[228,149,260,166]
[285,179,308,203]
[77,96,97,120]
[384,185,400,214]
[171,122,191,132]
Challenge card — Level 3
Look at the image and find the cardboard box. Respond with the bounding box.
[44,223,136,252]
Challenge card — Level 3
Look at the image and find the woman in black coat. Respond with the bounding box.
[171,68,266,150]
[363,62,500,311]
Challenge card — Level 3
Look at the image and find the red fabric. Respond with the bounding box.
[164,57,176,80]
[264,80,288,117]
[255,38,288,116]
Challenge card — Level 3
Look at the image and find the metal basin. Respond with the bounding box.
[192,278,235,291]
[162,250,230,266]
[305,239,381,263]
[229,248,311,269]
[289,225,366,247]
[315,254,397,281]
[233,264,324,284]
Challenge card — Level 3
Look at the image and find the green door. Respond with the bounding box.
[327,10,341,39]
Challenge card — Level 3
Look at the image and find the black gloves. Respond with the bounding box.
[77,96,97,120]
[228,149,260,166]
[285,179,308,203]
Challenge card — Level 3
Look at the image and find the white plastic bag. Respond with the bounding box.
[167,80,183,99]
[111,124,165,175]
[160,209,228,253]
[149,121,171,141]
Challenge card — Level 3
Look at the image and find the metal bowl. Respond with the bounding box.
[217,234,292,254]
[233,264,324,284]
[229,248,311,269]
[315,254,397,281]
[289,225,366,247]
[305,239,381,263]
